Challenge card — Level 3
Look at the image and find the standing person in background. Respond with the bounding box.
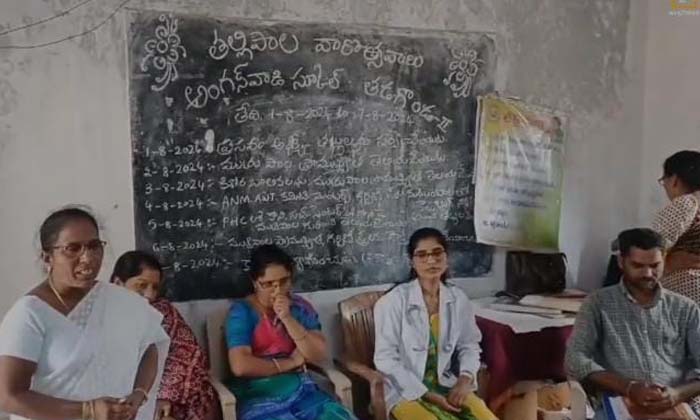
[653,150,700,301]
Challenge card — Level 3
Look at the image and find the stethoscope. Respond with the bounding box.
[406,299,455,352]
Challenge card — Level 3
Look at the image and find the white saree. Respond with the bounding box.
[0,282,170,420]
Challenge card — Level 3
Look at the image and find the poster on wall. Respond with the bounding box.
[474,95,565,250]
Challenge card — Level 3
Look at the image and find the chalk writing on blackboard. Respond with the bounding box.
[128,11,496,300]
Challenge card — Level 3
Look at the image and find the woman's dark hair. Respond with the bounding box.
[109,250,163,283]
[407,227,450,283]
[249,244,295,283]
[40,207,99,251]
[663,150,700,191]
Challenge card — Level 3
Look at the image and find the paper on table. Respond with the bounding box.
[552,288,588,298]
[605,396,633,420]
[475,305,575,333]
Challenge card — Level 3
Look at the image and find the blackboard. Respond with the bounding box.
[128,11,495,301]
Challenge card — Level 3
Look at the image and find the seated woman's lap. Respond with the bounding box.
[245,398,350,420]
[392,400,439,420]
[290,380,353,420]
[391,394,496,420]
[240,378,352,420]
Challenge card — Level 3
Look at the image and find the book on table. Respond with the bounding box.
[488,303,564,316]
[519,294,585,313]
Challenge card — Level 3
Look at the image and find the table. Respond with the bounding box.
[476,316,574,412]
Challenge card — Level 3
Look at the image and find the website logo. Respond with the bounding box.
[670,0,700,15]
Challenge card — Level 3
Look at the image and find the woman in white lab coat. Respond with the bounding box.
[373,228,497,420]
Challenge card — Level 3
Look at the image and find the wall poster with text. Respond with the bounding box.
[474,95,565,250]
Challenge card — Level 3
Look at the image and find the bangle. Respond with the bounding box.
[133,387,149,404]
[625,380,639,397]
[272,358,282,373]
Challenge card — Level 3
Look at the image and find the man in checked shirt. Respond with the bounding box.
[566,228,700,419]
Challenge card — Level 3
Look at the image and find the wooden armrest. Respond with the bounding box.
[307,362,353,409]
[335,356,387,420]
[209,376,237,420]
[335,357,384,386]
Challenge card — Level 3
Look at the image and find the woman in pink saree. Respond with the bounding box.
[111,251,220,420]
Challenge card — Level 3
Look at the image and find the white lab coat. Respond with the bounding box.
[373,279,482,415]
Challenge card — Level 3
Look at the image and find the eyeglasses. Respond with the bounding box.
[256,277,291,290]
[51,239,106,259]
[412,249,446,262]
[657,176,666,186]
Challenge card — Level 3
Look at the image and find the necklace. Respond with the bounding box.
[48,277,70,311]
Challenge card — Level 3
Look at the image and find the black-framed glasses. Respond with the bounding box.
[51,239,106,258]
[657,176,666,185]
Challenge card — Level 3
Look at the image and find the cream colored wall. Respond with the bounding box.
[0,0,661,363]
[638,0,700,226]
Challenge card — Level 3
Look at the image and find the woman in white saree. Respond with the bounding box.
[0,207,170,420]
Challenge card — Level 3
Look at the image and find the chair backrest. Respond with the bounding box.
[206,306,231,382]
[338,291,384,367]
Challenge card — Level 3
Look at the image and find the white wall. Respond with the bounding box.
[0,0,647,357]
[638,0,700,226]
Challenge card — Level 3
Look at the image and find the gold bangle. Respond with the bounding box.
[272,358,282,373]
